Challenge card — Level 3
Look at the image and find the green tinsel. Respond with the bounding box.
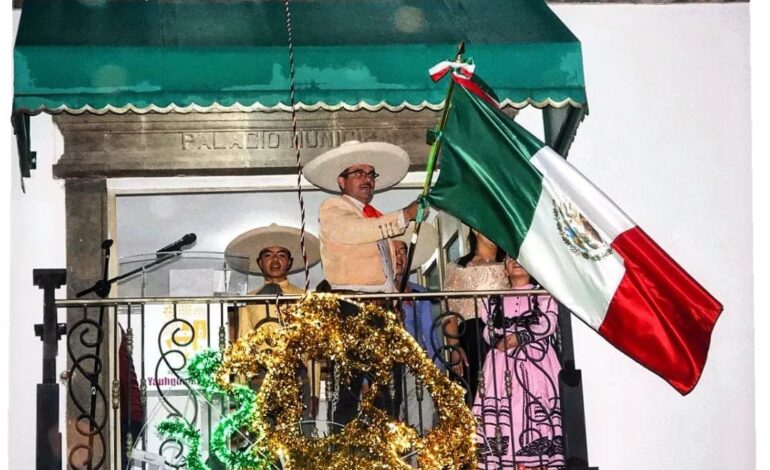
[156,418,207,470]
[156,349,273,470]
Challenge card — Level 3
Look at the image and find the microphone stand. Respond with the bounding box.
[74,239,112,470]
[76,247,185,299]
[75,240,186,468]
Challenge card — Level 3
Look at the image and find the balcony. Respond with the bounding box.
[34,268,595,470]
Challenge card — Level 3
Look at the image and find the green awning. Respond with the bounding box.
[12,0,588,181]
[13,0,586,114]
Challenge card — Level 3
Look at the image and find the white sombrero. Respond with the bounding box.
[225,224,321,275]
[397,221,439,271]
[302,140,410,192]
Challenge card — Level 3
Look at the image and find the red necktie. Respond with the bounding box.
[362,204,383,218]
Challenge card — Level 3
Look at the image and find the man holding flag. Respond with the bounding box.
[303,140,423,294]
[421,60,722,395]
[303,139,425,428]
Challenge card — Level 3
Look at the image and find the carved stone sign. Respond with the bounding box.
[180,128,412,152]
[53,110,440,178]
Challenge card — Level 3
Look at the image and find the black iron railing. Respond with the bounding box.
[35,270,597,470]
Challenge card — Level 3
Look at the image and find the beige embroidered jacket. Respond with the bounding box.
[319,195,408,291]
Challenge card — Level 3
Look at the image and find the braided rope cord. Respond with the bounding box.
[283,0,310,292]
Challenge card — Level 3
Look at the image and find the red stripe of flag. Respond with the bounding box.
[598,226,723,395]
[451,74,500,108]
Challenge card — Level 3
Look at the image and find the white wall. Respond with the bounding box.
[8,11,69,470]
[1,8,14,469]
[552,4,753,469]
[8,3,753,470]
[750,3,768,469]
[9,112,67,470]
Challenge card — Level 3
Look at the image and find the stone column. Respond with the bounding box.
[64,178,112,470]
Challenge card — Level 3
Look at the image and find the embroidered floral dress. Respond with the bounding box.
[444,261,509,401]
[445,261,509,321]
[473,285,565,469]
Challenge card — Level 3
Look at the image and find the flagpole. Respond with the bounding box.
[398,41,465,294]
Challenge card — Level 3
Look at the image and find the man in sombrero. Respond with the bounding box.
[225,223,322,432]
[303,140,425,428]
[303,140,422,294]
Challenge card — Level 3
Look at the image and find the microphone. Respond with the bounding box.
[256,283,284,296]
[156,233,197,257]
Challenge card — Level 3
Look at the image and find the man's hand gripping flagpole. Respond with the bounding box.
[397,41,469,293]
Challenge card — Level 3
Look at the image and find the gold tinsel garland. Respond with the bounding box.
[216,293,477,469]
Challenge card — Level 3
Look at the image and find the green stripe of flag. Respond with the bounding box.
[426,84,547,258]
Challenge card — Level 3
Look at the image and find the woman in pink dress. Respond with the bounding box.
[443,230,508,403]
[473,255,564,469]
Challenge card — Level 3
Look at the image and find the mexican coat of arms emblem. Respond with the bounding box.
[552,199,613,261]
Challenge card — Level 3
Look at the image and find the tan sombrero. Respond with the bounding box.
[397,221,439,271]
[225,224,321,275]
[302,140,410,192]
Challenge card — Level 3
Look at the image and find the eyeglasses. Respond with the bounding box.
[340,169,379,180]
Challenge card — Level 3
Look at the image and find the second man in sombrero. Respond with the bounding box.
[225,224,322,432]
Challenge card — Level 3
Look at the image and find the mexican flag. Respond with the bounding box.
[426,80,722,395]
